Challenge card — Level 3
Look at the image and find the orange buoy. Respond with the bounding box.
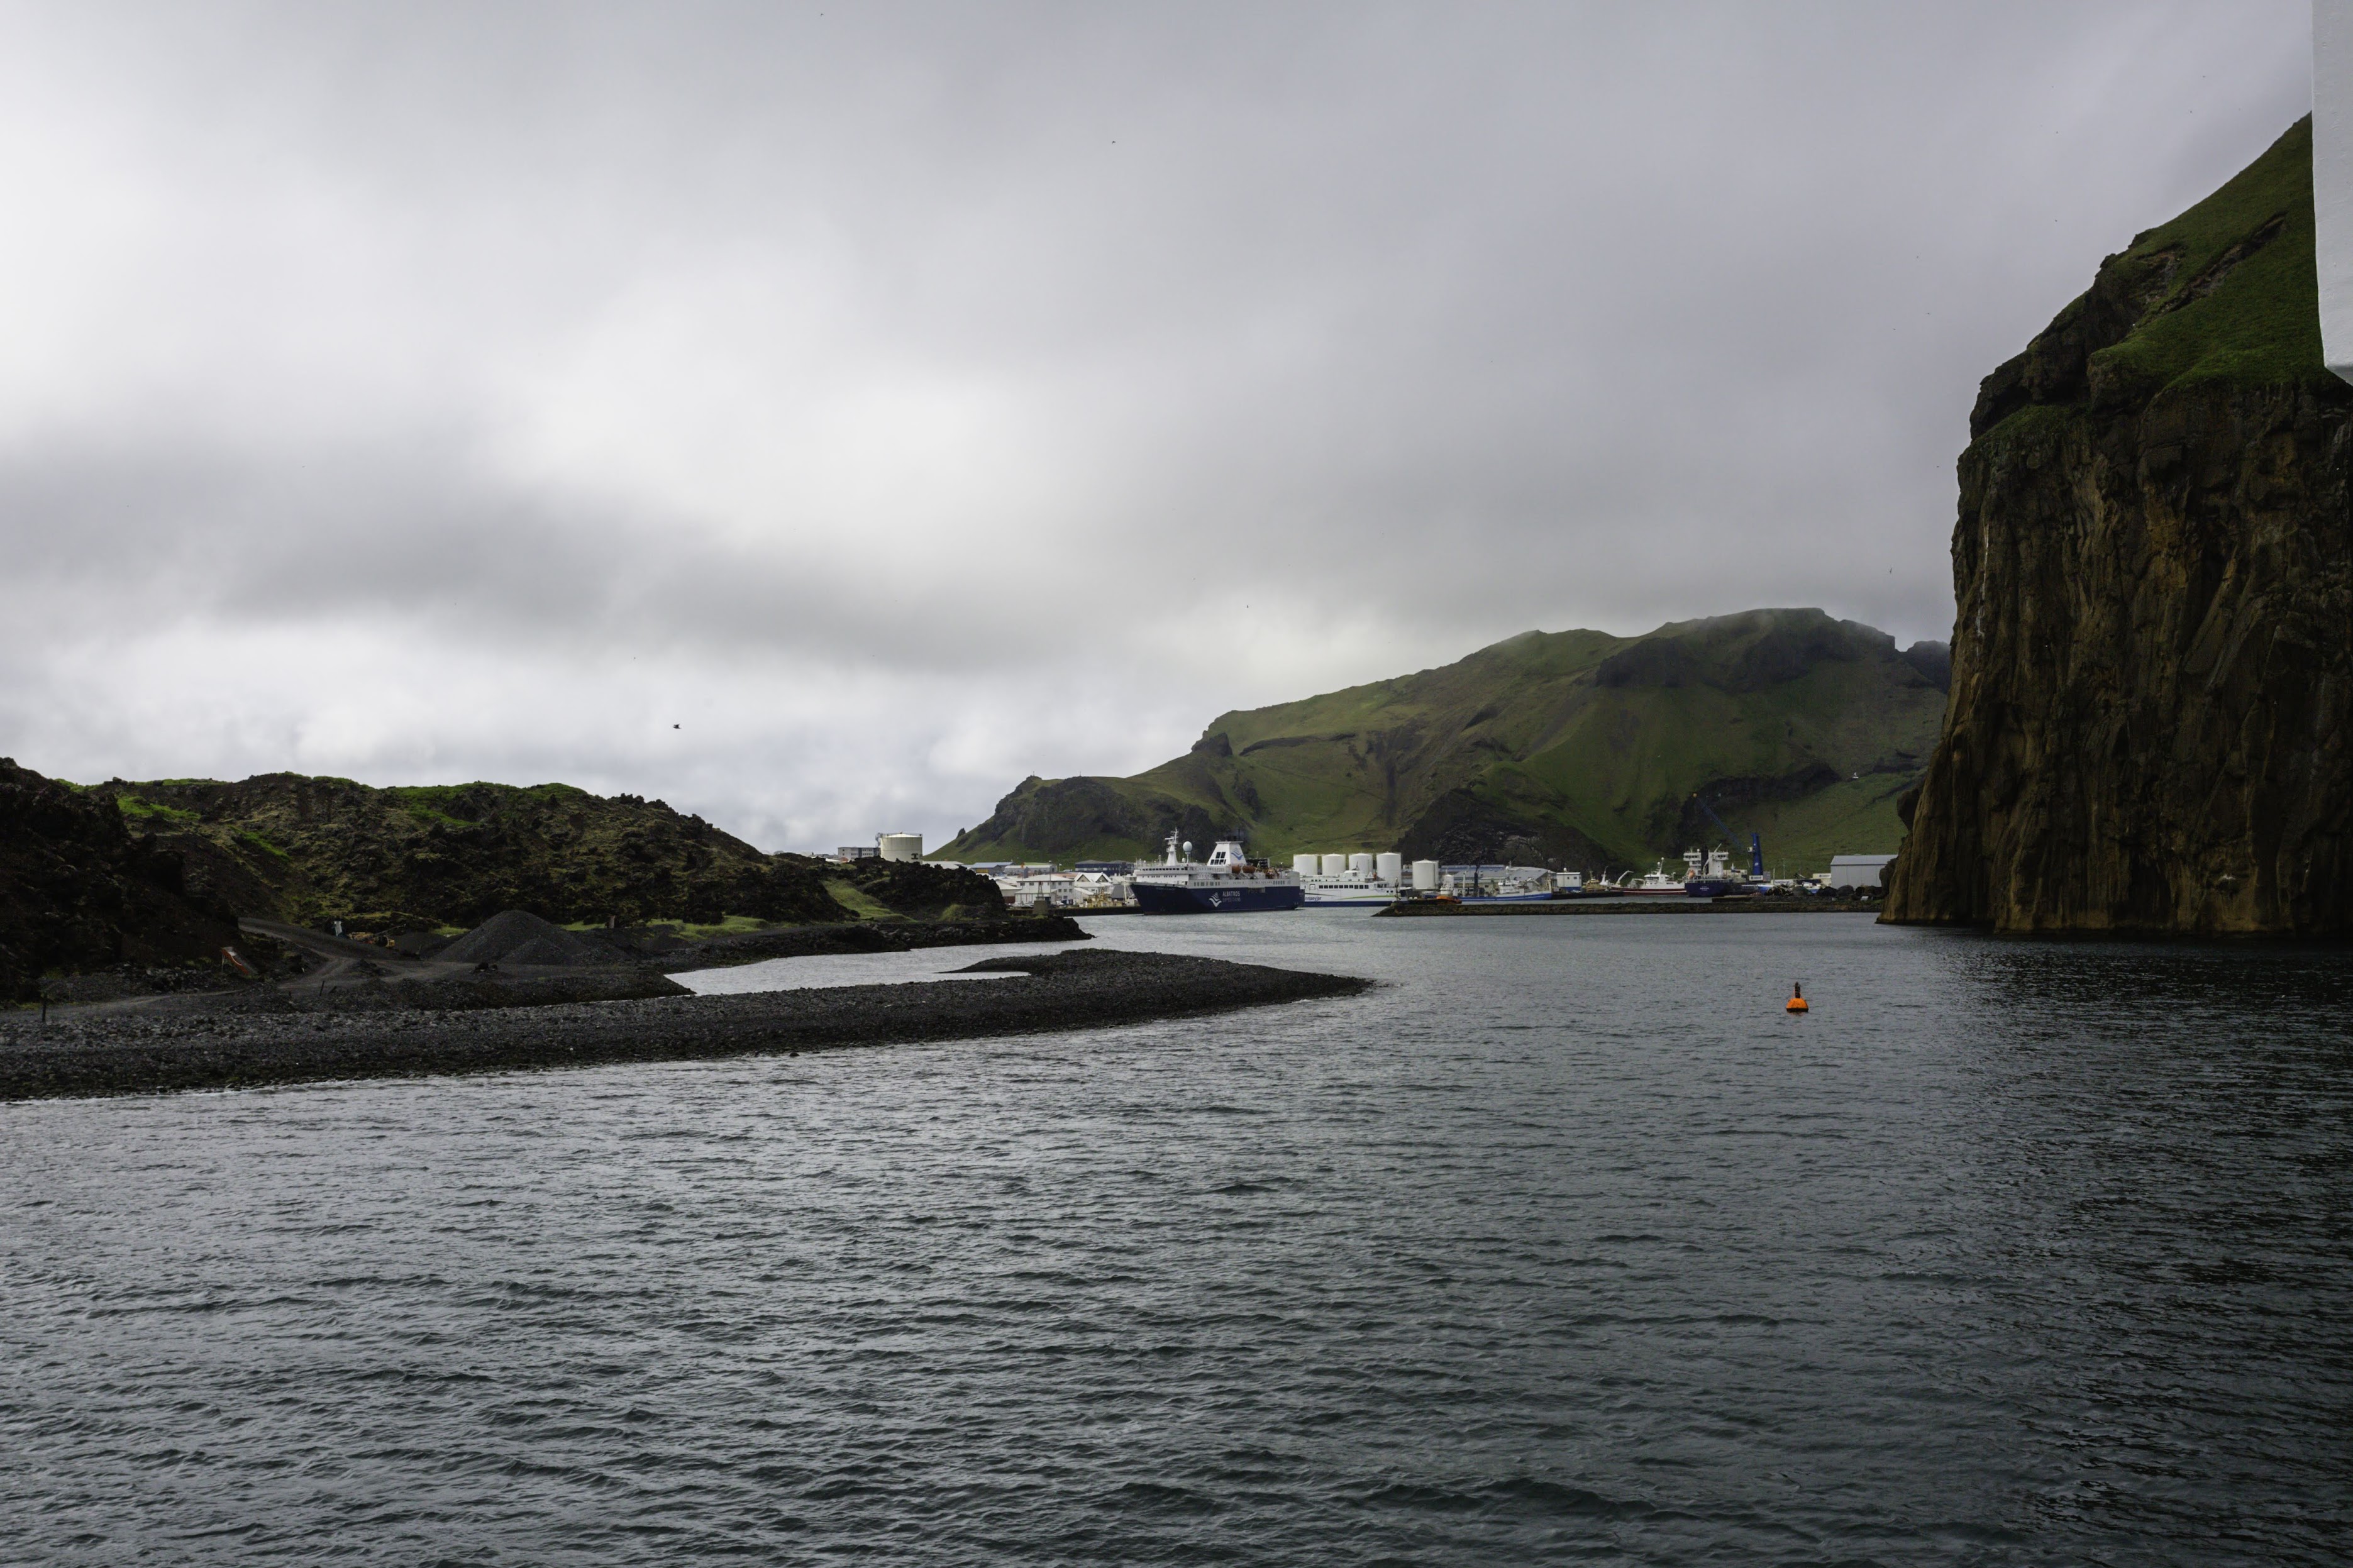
[1785,983,1808,1013]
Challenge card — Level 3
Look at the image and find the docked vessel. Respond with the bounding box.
[1295,849,1405,906]
[1132,834,1305,913]
[1440,864,1558,903]
[1681,846,1761,898]
[1300,871,1401,905]
[1608,847,1765,898]
[1617,858,1692,897]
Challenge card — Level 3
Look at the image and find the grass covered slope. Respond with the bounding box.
[1971,116,2330,445]
[101,775,1004,932]
[942,609,1947,875]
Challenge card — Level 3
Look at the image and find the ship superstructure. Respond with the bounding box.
[1131,834,1305,913]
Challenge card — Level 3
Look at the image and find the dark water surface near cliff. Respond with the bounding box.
[5,914,2349,1564]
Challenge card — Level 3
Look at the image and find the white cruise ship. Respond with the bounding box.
[1292,851,1404,906]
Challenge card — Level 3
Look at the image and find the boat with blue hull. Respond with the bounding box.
[1131,834,1305,914]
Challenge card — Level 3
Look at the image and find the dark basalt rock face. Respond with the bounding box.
[1886,119,2353,934]
[830,856,1011,920]
[0,758,236,1000]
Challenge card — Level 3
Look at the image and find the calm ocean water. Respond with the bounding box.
[4,912,2349,1564]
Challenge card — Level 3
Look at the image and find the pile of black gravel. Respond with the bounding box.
[435,910,626,968]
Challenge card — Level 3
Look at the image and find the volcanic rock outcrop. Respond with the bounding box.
[0,758,236,1000]
[99,773,1005,932]
[1885,119,2352,934]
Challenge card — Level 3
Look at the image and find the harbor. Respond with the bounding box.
[858,829,1897,915]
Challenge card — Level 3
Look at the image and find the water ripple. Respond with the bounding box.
[4,914,2349,1563]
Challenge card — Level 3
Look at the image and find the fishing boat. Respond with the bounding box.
[1681,846,1761,898]
[1441,864,1558,903]
[1617,858,1691,897]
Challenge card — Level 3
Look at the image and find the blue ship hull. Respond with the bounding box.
[1132,882,1306,914]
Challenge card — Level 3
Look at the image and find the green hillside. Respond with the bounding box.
[939,609,1948,877]
[94,773,1003,931]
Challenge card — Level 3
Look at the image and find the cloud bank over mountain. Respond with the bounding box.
[0,1,2312,849]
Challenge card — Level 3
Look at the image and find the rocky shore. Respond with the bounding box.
[0,949,1369,1101]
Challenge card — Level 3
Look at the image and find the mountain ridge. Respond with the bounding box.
[943,607,1947,875]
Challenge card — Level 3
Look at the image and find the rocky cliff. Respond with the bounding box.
[1885,119,2353,934]
[0,759,236,1001]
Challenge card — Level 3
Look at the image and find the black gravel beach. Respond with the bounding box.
[0,949,1368,1101]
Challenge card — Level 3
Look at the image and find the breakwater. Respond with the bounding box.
[0,949,1366,1101]
[1376,897,1880,917]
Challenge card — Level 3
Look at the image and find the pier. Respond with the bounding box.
[1375,898,1881,918]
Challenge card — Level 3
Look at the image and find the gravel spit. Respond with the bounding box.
[0,949,1369,1101]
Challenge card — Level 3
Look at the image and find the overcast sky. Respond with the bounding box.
[0,1,2314,850]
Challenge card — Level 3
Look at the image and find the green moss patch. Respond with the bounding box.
[114,795,199,826]
[383,787,480,831]
[823,880,907,920]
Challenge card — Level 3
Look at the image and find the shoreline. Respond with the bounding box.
[0,949,1368,1103]
[1375,897,1883,917]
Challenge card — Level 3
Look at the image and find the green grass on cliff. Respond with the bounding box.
[114,794,199,825]
[2096,117,2330,398]
[99,771,857,929]
[383,787,480,830]
[823,880,907,920]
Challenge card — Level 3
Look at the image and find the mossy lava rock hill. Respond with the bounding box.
[0,758,235,1002]
[1886,118,2352,934]
[941,607,1949,875]
[96,773,1001,931]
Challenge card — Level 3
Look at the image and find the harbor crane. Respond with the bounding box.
[1690,794,1765,880]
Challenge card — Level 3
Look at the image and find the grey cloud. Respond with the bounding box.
[0,0,2317,847]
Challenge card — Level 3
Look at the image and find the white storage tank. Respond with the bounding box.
[1376,851,1402,884]
[877,832,922,863]
[1348,852,1375,878]
[1292,853,1319,875]
[1320,854,1347,877]
[1411,859,1441,892]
